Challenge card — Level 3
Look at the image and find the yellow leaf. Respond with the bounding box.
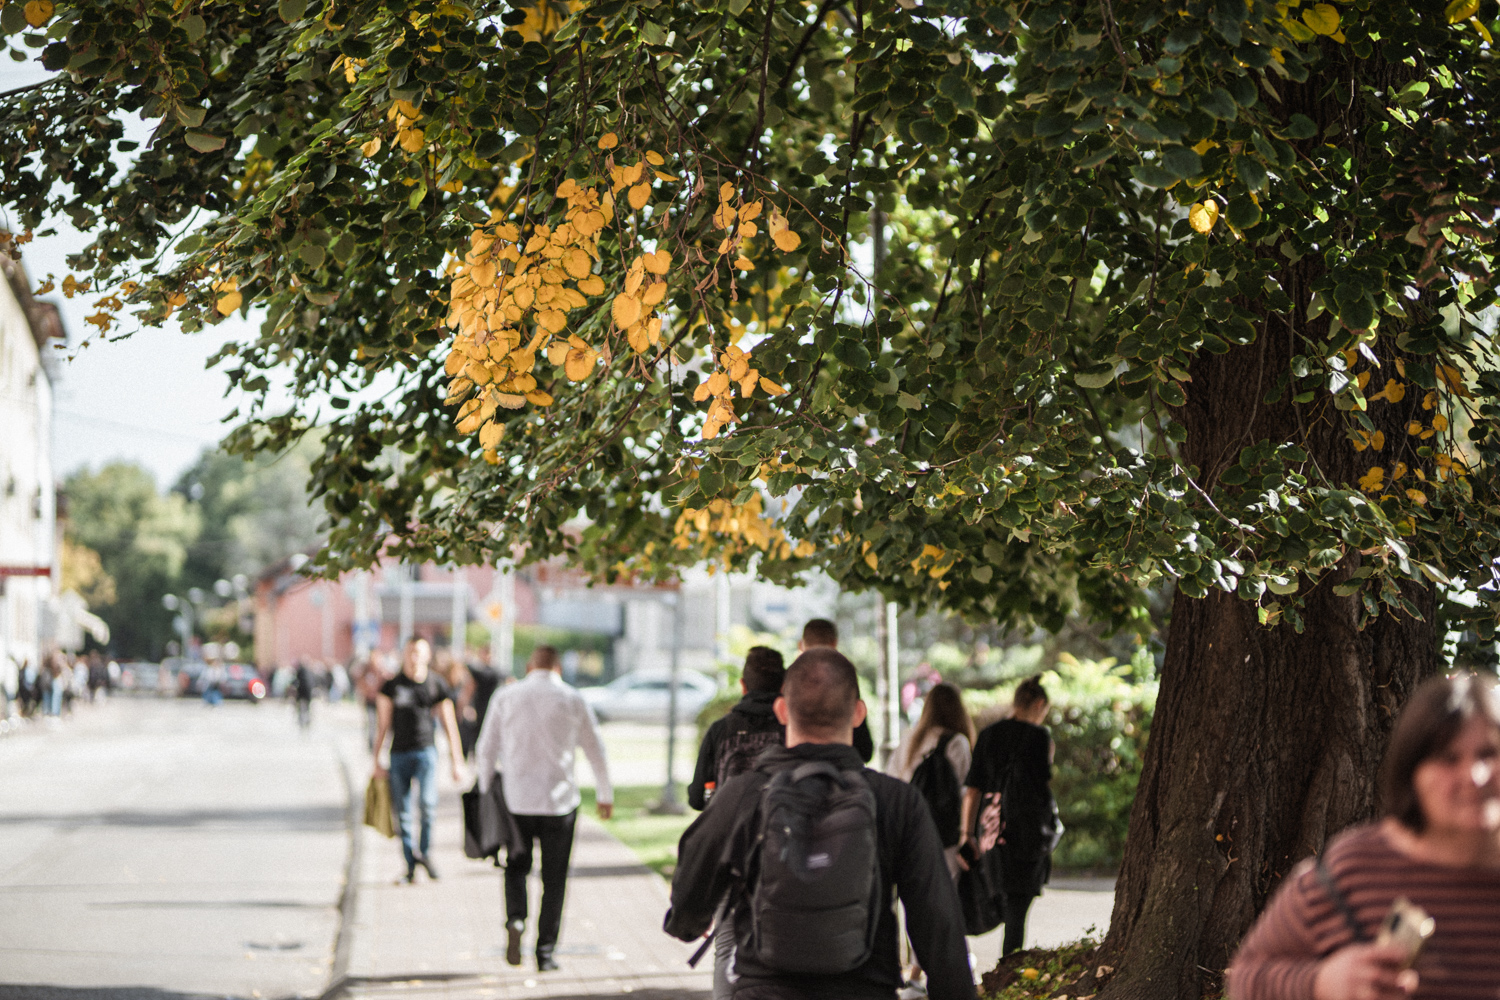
[1369,378,1406,403]
[864,550,878,570]
[1470,16,1493,43]
[598,132,619,150]
[1423,390,1437,410]
[706,371,730,396]
[645,149,665,165]
[360,136,382,157]
[398,128,425,153]
[739,201,764,222]
[612,293,642,329]
[1408,420,1425,436]
[1446,0,1480,23]
[641,281,668,307]
[719,181,735,202]
[1392,462,1408,481]
[714,202,737,229]
[577,274,605,296]
[23,0,53,26]
[1188,200,1219,234]
[1432,413,1449,432]
[772,229,802,252]
[216,290,243,315]
[654,170,678,183]
[1358,466,1384,493]
[693,382,713,402]
[1437,364,1470,397]
[1302,3,1339,35]
[759,377,787,396]
[561,247,592,280]
[526,389,554,406]
[645,249,672,274]
[734,255,755,270]
[564,346,597,381]
[1356,370,1372,391]
[546,342,570,366]
[621,161,644,185]
[537,309,567,333]
[478,420,504,449]
[1191,138,1218,155]
[1406,488,1428,505]
[496,392,527,409]
[628,322,652,353]
[627,182,651,210]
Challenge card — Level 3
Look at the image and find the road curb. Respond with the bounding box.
[321,738,365,1000]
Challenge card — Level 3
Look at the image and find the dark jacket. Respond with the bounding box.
[666,743,977,1000]
[966,717,1055,897]
[689,690,785,810]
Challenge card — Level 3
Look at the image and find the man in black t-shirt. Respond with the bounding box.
[373,638,466,883]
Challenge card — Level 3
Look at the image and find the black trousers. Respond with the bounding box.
[1001,892,1035,957]
[504,810,578,958]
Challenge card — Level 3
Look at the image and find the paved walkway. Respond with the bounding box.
[332,717,710,1000]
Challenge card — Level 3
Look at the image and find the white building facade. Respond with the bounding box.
[0,254,62,702]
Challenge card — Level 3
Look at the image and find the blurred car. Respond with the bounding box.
[580,669,718,724]
[177,662,266,701]
[114,661,160,693]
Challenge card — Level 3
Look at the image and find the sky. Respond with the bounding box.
[1,63,262,490]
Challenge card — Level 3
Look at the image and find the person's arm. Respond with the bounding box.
[473,690,503,794]
[665,776,755,941]
[947,733,972,787]
[577,699,613,818]
[853,715,874,762]
[437,699,465,782]
[372,694,393,778]
[895,787,978,1000]
[687,719,719,811]
[1225,861,1410,1000]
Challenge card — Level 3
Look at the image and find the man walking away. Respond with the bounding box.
[474,645,613,973]
[372,638,466,883]
[293,661,316,730]
[666,648,975,1000]
[799,619,875,763]
[689,646,786,810]
[957,675,1056,957]
[688,645,787,1000]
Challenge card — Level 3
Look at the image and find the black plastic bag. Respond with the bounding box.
[462,776,522,860]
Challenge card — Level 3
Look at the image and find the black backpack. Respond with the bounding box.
[909,732,962,847]
[714,713,785,789]
[746,760,882,974]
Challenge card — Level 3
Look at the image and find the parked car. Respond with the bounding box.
[114,661,160,694]
[580,669,719,724]
[177,662,266,701]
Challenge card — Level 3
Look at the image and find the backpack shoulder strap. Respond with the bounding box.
[1314,855,1370,943]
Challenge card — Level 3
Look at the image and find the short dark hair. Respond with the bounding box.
[801,618,838,648]
[1381,673,1500,832]
[782,648,859,734]
[742,646,786,693]
[530,645,560,670]
[1014,675,1049,711]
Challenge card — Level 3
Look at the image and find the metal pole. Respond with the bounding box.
[449,566,466,660]
[874,592,889,763]
[496,567,515,678]
[321,584,335,661]
[714,571,731,683]
[654,592,685,814]
[398,567,414,649]
[883,600,901,761]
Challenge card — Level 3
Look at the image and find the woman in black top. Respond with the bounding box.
[959,675,1056,956]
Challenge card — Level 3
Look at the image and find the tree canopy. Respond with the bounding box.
[3,0,1497,642]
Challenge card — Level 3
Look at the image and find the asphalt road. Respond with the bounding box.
[0,697,354,1000]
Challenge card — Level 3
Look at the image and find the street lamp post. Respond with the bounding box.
[162,593,195,658]
[650,591,686,816]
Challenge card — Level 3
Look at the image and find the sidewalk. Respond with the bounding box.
[334,748,710,1000]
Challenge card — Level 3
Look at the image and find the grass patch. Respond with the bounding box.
[582,783,695,880]
[978,937,1103,998]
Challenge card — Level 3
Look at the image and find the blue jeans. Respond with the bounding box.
[389,746,439,872]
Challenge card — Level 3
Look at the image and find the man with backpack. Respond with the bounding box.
[666,648,975,1000]
[689,646,786,811]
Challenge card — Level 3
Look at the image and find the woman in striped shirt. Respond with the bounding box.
[1228,673,1500,1000]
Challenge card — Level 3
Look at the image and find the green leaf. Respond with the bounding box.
[1226,194,1262,229]
[1160,146,1203,179]
[299,242,326,268]
[1131,164,1180,189]
[182,14,206,41]
[184,130,226,153]
[1198,88,1238,121]
[1075,363,1117,389]
[910,119,948,146]
[0,3,26,33]
[176,105,207,128]
[329,232,356,264]
[278,0,307,22]
[1284,114,1317,139]
[1236,156,1268,191]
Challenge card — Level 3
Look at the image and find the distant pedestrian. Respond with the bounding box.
[463,661,502,758]
[688,645,787,1000]
[798,619,875,763]
[293,661,316,730]
[355,653,389,750]
[1228,673,1500,1000]
[958,675,1056,957]
[474,645,613,973]
[667,647,975,1000]
[372,638,466,884]
[888,682,974,877]
[201,660,225,707]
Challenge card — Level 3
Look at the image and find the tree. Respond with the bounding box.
[62,463,199,658]
[5,0,1498,994]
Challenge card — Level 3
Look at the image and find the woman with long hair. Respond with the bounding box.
[889,681,976,877]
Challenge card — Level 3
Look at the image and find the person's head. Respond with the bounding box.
[1013,674,1049,724]
[741,646,786,694]
[401,638,432,680]
[775,647,867,745]
[1381,673,1500,837]
[528,645,561,674]
[799,618,839,651]
[909,682,976,750]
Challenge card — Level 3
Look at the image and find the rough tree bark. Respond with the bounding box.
[1087,51,1445,1000]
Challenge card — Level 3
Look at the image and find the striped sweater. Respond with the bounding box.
[1227,823,1500,999]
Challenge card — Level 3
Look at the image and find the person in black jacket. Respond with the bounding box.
[958,675,1055,957]
[689,645,786,810]
[666,648,976,1000]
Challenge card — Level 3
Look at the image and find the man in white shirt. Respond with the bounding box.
[474,645,613,972]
